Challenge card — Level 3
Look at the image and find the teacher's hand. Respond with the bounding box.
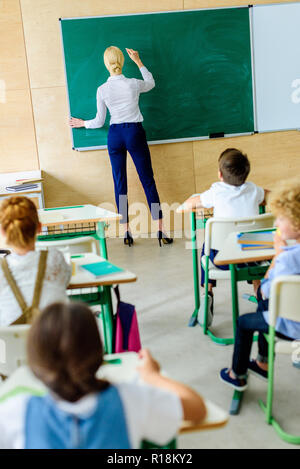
[69,117,85,128]
[126,48,143,68]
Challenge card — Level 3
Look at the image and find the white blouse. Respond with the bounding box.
[0,249,72,326]
[84,66,155,129]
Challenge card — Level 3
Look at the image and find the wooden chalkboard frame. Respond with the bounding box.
[60,7,256,151]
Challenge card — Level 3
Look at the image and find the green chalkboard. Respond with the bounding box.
[60,7,254,150]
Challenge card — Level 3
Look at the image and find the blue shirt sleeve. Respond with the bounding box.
[261,250,291,299]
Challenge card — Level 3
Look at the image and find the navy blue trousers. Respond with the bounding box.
[107,123,162,224]
[232,288,292,377]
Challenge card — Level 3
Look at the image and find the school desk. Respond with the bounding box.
[0,170,44,209]
[38,204,121,260]
[68,253,137,354]
[214,231,275,415]
[214,230,275,334]
[177,200,267,329]
[177,199,213,327]
[0,357,228,449]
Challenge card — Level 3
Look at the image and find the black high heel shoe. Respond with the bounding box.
[124,231,134,247]
[157,231,173,247]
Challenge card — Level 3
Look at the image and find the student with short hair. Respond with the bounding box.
[0,196,71,326]
[220,179,300,390]
[184,148,267,323]
[0,302,206,449]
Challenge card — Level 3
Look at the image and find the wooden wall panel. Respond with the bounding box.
[0,0,28,90]
[0,88,38,172]
[3,0,297,235]
[0,0,38,173]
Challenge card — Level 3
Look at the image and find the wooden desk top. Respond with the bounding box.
[214,231,275,266]
[68,253,137,288]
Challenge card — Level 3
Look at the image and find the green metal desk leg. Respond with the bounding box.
[96,221,108,260]
[230,264,239,338]
[230,390,244,415]
[229,267,259,415]
[142,438,177,449]
[101,286,114,354]
[203,256,210,335]
[204,259,235,345]
[189,211,200,327]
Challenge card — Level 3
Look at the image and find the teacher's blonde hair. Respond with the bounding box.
[104,46,124,74]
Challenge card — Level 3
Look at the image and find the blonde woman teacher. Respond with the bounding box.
[70,47,172,247]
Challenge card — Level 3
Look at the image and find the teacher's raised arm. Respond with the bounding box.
[69,46,171,248]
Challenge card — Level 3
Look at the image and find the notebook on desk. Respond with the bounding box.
[80,261,124,277]
[6,184,38,192]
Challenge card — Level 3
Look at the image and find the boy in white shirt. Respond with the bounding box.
[185,148,267,323]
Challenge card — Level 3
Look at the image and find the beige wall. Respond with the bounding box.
[1,0,299,234]
[0,0,38,171]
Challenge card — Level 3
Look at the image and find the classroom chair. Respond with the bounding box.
[36,236,111,352]
[0,325,30,378]
[201,213,274,345]
[258,275,300,445]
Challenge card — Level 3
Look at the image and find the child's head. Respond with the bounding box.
[268,179,300,241]
[0,196,40,249]
[104,46,124,75]
[218,148,250,186]
[27,302,108,402]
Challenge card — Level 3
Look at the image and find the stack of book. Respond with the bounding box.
[6,178,43,192]
[237,229,275,250]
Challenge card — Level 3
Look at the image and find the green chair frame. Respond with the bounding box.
[258,275,300,444]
